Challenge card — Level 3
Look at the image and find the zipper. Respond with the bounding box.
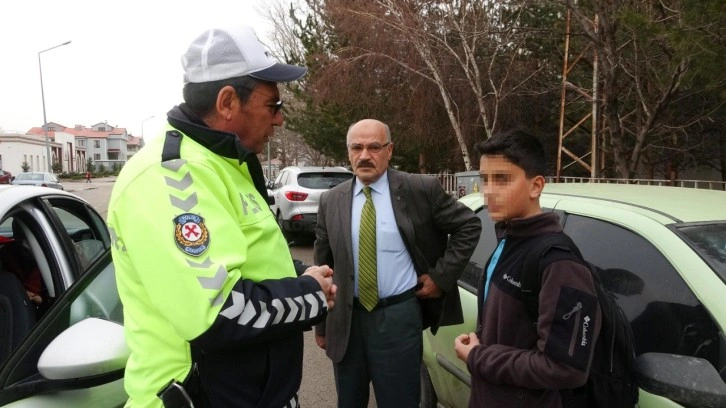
[564,302,582,356]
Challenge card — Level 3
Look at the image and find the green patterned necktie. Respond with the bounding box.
[358,186,378,311]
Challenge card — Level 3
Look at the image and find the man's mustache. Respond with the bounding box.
[356,161,375,168]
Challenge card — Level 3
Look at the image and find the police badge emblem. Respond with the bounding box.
[173,213,210,256]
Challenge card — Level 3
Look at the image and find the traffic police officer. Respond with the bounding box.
[107,24,336,408]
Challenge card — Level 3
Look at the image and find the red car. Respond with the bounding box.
[0,170,12,184]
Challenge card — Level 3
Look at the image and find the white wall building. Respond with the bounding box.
[0,131,57,175]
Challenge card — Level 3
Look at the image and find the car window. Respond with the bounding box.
[462,207,560,291]
[676,223,726,278]
[275,171,288,189]
[46,198,110,276]
[562,214,721,369]
[0,214,56,311]
[460,208,497,291]
[0,252,120,387]
[297,172,353,189]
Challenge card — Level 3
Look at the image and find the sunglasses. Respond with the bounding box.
[265,100,284,114]
[236,86,284,114]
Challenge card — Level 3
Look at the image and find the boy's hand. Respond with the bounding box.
[454,332,480,362]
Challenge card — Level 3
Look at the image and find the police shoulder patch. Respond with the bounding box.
[173,213,210,257]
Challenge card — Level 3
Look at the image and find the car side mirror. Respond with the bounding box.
[37,317,129,380]
[267,180,275,189]
[635,352,726,407]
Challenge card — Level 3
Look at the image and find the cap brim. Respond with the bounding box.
[249,63,308,83]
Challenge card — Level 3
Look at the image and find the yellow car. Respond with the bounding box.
[422,183,726,408]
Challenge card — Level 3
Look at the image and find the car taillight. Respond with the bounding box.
[285,191,308,201]
[290,214,304,221]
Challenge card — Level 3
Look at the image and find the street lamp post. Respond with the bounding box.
[141,115,155,139]
[39,40,71,173]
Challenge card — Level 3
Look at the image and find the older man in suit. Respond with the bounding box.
[314,119,482,407]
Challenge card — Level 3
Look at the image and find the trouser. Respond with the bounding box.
[334,293,422,408]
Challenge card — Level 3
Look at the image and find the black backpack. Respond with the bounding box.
[520,232,639,408]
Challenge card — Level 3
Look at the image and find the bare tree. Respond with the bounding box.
[562,0,726,179]
[318,0,549,170]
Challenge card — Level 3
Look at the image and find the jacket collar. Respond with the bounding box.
[167,104,257,165]
[495,212,562,240]
[165,104,272,204]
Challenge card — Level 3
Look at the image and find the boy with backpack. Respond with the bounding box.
[454,129,602,407]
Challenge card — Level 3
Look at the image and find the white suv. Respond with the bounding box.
[269,166,353,241]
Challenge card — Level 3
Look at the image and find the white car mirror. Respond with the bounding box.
[38,317,129,380]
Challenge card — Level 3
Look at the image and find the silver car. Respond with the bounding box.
[11,172,64,190]
[0,185,125,407]
[268,166,353,241]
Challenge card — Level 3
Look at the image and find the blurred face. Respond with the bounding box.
[479,154,542,222]
[347,120,393,185]
[232,81,284,154]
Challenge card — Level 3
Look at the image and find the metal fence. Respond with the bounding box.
[546,176,726,191]
[425,173,726,195]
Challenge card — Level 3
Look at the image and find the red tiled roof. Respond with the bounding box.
[26,123,125,139]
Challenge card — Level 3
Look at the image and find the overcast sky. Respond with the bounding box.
[0,0,274,142]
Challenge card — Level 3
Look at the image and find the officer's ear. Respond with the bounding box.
[216,86,239,121]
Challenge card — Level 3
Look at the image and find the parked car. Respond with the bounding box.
[268,166,353,240]
[11,172,64,190]
[0,170,12,184]
[0,185,125,407]
[422,183,726,408]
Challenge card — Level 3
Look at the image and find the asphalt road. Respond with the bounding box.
[65,177,376,408]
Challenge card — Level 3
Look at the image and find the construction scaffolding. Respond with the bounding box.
[556,10,602,181]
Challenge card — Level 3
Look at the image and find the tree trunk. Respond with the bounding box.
[719,132,726,190]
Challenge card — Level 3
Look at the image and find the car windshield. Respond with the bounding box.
[297,172,353,189]
[676,222,726,278]
[15,173,44,181]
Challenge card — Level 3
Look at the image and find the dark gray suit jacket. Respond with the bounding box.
[314,169,482,363]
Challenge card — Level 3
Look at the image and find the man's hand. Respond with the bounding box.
[454,332,480,362]
[303,265,337,311]
[415,274,442,299]
[315,334,326,350]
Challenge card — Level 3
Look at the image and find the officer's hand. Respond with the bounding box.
[315,334,326,350]
[303,265,337,311]
[415,274,443,299]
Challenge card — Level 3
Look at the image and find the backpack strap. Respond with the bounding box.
[520,232,583,323]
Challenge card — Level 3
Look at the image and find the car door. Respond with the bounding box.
[0,252,126,407]
[269,170,289,215]
[0,193,122,406]
[422,206,497,408]
[557,203,725,407]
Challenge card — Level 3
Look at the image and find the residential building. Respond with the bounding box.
[259,157,283,181]
[127,135,144,159]
[2,121,144,174]
[0,131,56,175]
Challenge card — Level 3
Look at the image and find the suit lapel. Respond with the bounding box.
[389,170,414,246]
[336,181,355,269]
